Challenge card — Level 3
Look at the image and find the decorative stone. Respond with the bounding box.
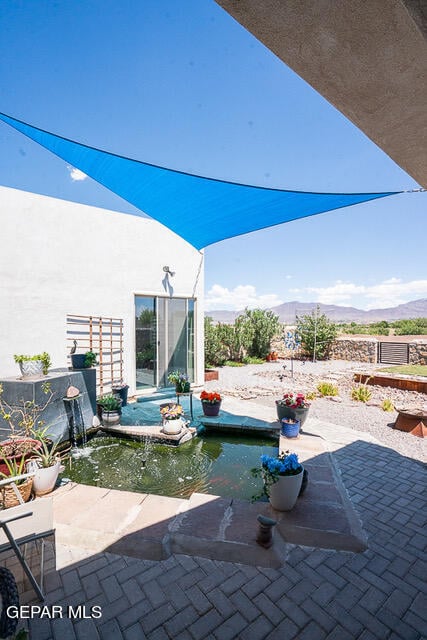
[66,385,80,398]
[92,415,101,428]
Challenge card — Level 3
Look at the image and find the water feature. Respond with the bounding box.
[64,432,278,500]
[63,395,87,447]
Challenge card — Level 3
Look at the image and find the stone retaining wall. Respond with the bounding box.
[272,334,427,365]
[409,341,427,365]
[328,337,378,363]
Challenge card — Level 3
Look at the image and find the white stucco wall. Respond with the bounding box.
[0,186,204,391]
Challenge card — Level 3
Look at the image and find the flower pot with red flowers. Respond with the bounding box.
[266,351,278,362]
[200,391,222,417]
[275,392,310,427]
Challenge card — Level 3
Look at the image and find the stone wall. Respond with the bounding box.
[271,335,379,363]
[328,337,378,363]
[272,334,427,364]
[409,341,427,365]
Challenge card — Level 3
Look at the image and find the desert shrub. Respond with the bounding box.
[204,317,228,366]
[393,318,427,335]
[216,317,254,362]
[240,308,281,359]
[317,381,339,396]
[224,360,245,367]
[242,356,265,364]
[296,307,337,360]
[381,398,394,412]
[351,385,372,402]
[305,391,318,401]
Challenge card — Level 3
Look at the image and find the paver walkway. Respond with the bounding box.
[3,416,426,639]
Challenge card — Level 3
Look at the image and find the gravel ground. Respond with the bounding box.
[204,360,427,464]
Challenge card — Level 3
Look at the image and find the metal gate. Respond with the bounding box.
[378,342,409,365]
[66,314,124,396]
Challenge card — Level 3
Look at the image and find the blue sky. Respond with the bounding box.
[0,0,425,311]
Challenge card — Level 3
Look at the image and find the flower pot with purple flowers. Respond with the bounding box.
[167,370,190,393]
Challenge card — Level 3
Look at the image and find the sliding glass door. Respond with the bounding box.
[135,296,195,390]
[135,296,157,389]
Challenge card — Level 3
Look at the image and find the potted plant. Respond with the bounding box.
[26,428,64,496]
[200,390,222,417]
[97,393,122,427]
[0,456,33,508]
[14,352,51,378]
[71,350,97,369]
[167,371,190,393]
[281,417,301,438]
[0,382,54,474]
[159,402,185,435]
[111,382,129,407]
[275,392,310,427]
[266,351,278,362]
[252,451,303,511]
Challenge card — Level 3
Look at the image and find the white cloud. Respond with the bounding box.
[205,284,283,311]
[297,278,427,309]
[67,166,88,181]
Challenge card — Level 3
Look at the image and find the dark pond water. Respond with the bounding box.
[64,433,278,500]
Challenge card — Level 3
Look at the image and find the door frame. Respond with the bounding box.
[134,294,196,394]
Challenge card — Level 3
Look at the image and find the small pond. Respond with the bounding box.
[64,433,278,500]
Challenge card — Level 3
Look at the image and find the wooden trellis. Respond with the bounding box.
[66,314,124,396]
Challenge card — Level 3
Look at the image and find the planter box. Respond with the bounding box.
[204,369,219,382]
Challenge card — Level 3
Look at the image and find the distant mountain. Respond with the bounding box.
[205,299,427,324]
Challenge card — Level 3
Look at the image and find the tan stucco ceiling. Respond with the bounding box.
[216,0,427,187]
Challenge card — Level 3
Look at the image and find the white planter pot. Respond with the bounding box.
[102,410,121,427]
[268,467,304,511]
[28,460,63,497]
[162,417,184,435]
[19,360,44,378]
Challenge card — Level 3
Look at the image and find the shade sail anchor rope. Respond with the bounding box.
[0,111,408,249]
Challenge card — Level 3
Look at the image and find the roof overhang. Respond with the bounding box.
[216,0,427,187]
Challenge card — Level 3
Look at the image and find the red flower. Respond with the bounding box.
[200,390,222,404]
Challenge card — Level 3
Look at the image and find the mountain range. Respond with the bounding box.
[205,299,427,324]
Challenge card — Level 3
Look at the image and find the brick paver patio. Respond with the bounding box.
[3,418,426,639]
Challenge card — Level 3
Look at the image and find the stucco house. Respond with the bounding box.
[0,185,205,396]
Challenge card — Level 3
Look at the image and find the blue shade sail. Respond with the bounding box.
[0,112,400,249]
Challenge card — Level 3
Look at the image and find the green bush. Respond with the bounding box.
[393,318,427,335]
[242,356,265,364]
[204,317,228,366]
[381,398,394,412]
[216,316,254,363]
[306,391,318,401]
[240,308,281,359]
[351,385,372,402]
[296,307,337,360]
[317,381,339,396]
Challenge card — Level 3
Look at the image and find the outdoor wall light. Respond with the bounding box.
[163,266,175,277]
